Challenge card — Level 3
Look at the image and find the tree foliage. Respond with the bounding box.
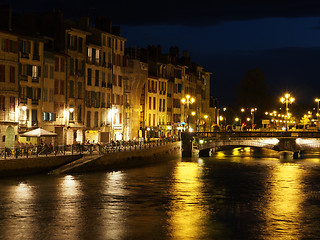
[236,67,272,110]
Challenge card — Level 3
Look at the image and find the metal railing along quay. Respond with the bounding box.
[194,131,320,139]
[0,138,179,160]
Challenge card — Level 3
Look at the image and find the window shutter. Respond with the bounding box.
[27,65,32,76]
[27,87,32,99]
[38,88,41,100]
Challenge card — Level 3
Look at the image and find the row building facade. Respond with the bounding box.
[0,8,218,148]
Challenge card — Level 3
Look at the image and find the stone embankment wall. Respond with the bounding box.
[0,142,181,177]
[65,142,181,174]
[0,155,82,178]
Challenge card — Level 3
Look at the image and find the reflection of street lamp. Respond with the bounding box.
[280,93,295,131]
[181,94,195,131]
[315,98,320,130]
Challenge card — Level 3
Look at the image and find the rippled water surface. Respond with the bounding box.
[1,147,320,239]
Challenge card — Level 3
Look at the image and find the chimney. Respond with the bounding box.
[0,5,12,30]
[182,50,189,58]
[79,16,90,29]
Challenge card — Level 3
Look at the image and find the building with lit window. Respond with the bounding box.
[0,30,19,148]
[18,35,44,138]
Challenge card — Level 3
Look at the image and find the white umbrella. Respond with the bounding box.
[20,128,57,137]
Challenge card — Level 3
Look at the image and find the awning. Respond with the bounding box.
[20,128,57,137]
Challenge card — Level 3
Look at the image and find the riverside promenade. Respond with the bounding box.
[0,140,181,178]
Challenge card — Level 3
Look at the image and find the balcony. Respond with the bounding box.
[19,119,28,127]
[102,81,106,87]
[21,52,29,59]
[33,55,40,61]
[20,75,28,81]
[32,77,39,83]
[31,99,38,105]
[107,83,112,88]
[20,98,27,104]
[0,110,16,122]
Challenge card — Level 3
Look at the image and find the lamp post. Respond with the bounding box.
[181,94,195,132]
[204,115,208,132]
[191,111,196,132]
[315,98,320,130]
[109,108,118,141]
[251,108,257,130]
[280,93,295,131]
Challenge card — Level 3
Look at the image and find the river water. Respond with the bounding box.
[1,147,320,240]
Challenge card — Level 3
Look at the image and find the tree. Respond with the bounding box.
[236,67,272,110]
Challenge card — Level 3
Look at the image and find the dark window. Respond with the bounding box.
[70,58,74,75]
[9,66,15,83]
[87,68,92,85]
[95,70,99,86]
[78,37,83,53]
[55,57,59,72]
[60,58,65,72]
[0,65,5,82]
[60,80,64,95]
[87,111,91,128]
[54,79,59,94]
[70,80,74,98]
[0,95,5,111]
[78,82,82,99]
[94,111,98,127]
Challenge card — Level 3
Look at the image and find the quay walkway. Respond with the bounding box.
[0,140,181,177]
[0,139,178,160]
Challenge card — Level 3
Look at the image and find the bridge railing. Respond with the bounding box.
[194,131,320,139]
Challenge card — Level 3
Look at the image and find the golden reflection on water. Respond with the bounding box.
[7,182,35,239]
[168,161,207,240]
[263,163,304,239]
[56,175,82,238]
[101,171,127,239]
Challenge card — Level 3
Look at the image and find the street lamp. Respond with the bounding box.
[181,94,195,131]
[204,115,208,131]
[315,98,320,130]
[280,93,295,131]
[109,108,118,140]
[251,108,257,130]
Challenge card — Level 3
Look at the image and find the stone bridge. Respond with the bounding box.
[181,131,320,159]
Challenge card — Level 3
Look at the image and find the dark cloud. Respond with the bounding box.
[7,0,320,26]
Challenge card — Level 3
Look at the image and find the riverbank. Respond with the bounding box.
[0,142,181,178]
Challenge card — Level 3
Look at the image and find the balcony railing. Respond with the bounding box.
[21,52,29,59]
[0,110,16,122]
[20,75,28,81]
[33,55,40,61]
[32,77,39,83]
[20,98,27,104]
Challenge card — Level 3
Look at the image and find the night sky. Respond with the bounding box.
[6,0,320,106]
